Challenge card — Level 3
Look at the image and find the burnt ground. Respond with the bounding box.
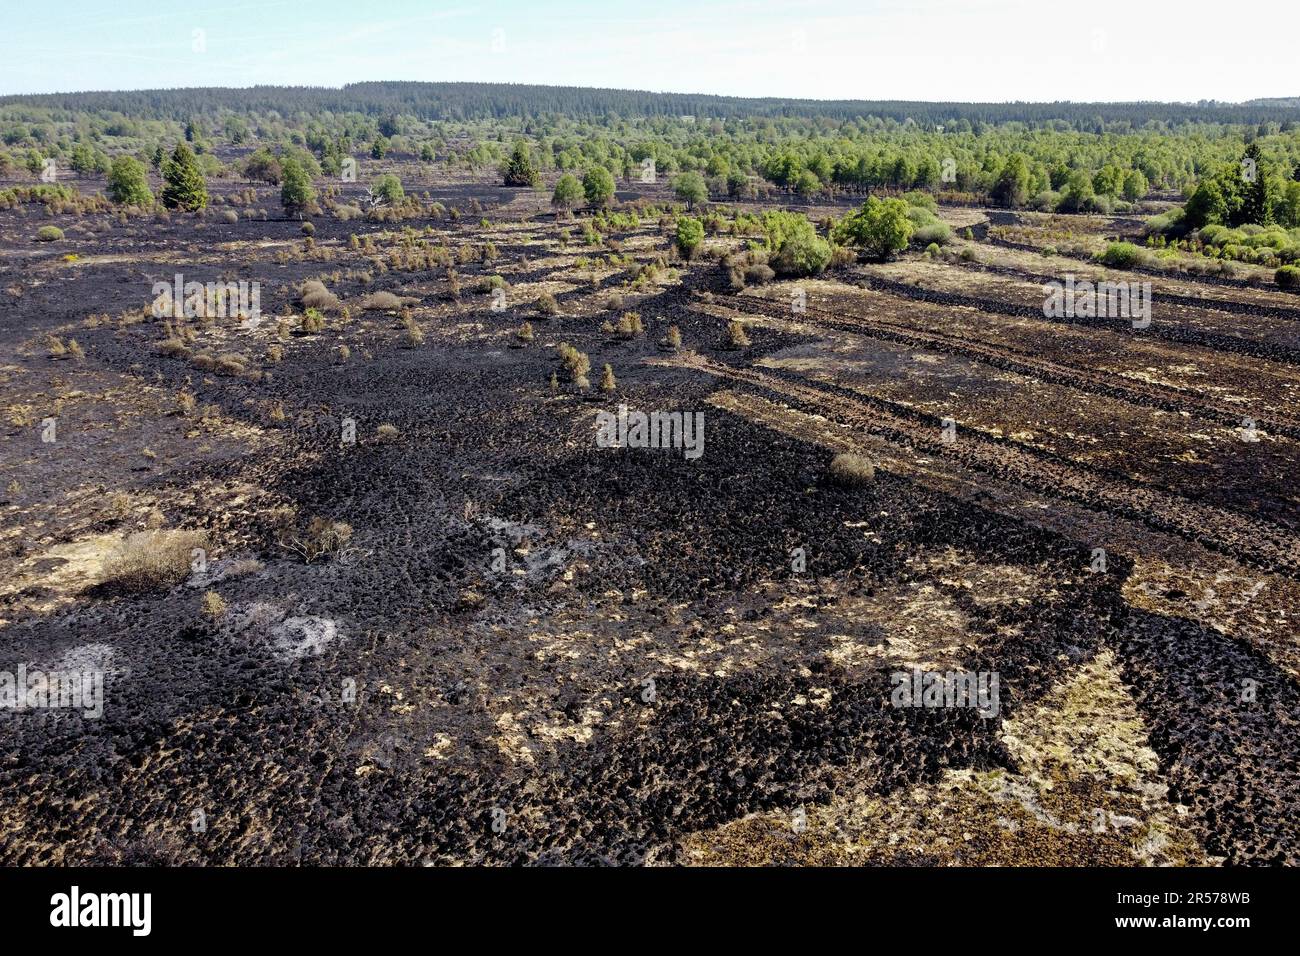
[1,176,1297,865]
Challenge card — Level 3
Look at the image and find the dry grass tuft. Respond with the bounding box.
[828,453,876,486]
[102,528,209,593]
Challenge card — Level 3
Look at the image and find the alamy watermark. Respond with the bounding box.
[595,404,705,460]
[1043,275,1151,329]
[151,273,262,327]
[0,664,103,718]
[891,667,1000,718]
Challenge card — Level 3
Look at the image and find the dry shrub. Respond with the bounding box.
[281,517,353,563]
[536,292,559,316]
[359,290,408,311]
[299,279,342,312]
[828,453,875,486]
[201,590,227,621]
[102,529,209,593]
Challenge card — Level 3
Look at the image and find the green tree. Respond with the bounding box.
[1122,169,1150,202]
[1240,143,1271,225]
[502,141,540,188]
[672,171,708,210]
[793,169,821,198]
[1057,170,1096,213]
[243,148,282,185]
[370,137,389,160]
[280,157,316,216]
[551,173,583,214]
[372,173,404,205]
[1183,179,1226,230]
[160,143,208,211]
[762,210,832,276]
[990,154,1030,208]
[106,156,153,206]
[832,197,913,262]
[675,216,704,258]
[583,166,615,207]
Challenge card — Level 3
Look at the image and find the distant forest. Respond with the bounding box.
[3,82,1298,128]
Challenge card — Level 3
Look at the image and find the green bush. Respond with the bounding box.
[912,222,952,246]
[1098,241,1147,269]
[1277,265,1300,291]
[35,225,63,242]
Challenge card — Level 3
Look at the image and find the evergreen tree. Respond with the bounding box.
[502,141,540,187]
[1240,143,1271,225]
[160,143,208,211]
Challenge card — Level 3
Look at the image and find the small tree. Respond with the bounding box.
[280,157,316,217]
[160,143,208,211]
[832,197,913,262]
[991,154,1030,208]
[243,147,282,185]
[502,141,540,188]
[673,171,708,210]
[372,173,404,205]
[675,216,704,258]
[583,166,616,208]
[106,156,153,206]
[552,173,583,215]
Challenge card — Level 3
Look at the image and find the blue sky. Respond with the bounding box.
[1,0,1294,103]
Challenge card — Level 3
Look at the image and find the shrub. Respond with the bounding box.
[725,319,750,348]
[912,222,952,246]
[828,453,875,486]
[1098,241,1147,269]
[372,174,404,205]
[557,341,591,385]
[661,325,682,350]
[744,263,776,285]
[377,423,400,439]
[536,292,559,316]
[201,590,227,622]
[771,230,831,276]
[1277,265,1300,291]
[280,517,353,563]
[299,279,341,311]
[359,291,405,311]
[599,364,617,392]
[36,225,63,242]
[102,529,208,593]
[616,311,644,339]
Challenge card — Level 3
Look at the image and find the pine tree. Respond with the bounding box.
[160,143,208,211]
[1241,144,1272,225]
[502,141,540,188]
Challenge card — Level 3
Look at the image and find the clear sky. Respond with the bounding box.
[1,0,1293,103]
